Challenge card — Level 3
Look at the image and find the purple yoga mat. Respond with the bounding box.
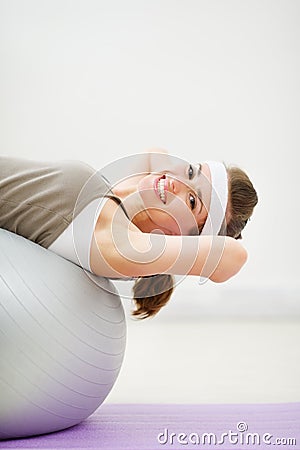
[1,403,299,450]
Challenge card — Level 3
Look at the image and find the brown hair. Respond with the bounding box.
[132,165,258,320]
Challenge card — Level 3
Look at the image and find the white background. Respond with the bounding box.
[1,0,299,402]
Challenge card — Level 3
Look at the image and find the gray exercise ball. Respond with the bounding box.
[0,229,126,439]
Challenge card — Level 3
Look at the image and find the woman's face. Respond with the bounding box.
[136,159,213,236]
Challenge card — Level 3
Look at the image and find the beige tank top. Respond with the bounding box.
[0,156,123,249]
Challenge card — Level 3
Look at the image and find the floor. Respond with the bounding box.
[107,317,300,404]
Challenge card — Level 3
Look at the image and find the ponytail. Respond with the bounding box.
[132,274,174,319]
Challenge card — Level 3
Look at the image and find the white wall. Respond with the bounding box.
[1,0,299,317]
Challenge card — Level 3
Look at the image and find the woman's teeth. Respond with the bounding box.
[158,177,166,203]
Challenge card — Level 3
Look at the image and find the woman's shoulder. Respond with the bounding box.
[58,159,97,181]
[53,159,112,202]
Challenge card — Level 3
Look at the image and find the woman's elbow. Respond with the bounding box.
[209,239,248,283]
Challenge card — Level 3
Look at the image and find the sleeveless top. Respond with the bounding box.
[0,156,127,272]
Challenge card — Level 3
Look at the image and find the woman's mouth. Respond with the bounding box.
[154,175,167,204]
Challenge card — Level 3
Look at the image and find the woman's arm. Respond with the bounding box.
[90,200,247,282]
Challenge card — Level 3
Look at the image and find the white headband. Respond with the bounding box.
[200,161,228,236]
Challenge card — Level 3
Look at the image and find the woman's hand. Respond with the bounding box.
[99,148,169,186]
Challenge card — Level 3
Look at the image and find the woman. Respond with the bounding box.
[0,149,258,318]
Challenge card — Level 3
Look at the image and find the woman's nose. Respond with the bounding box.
[168,177,187,195]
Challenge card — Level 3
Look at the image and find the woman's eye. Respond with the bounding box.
[188,164,194,179]
[189,193,196,210]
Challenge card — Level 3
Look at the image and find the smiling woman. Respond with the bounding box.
[0,150,258,319]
